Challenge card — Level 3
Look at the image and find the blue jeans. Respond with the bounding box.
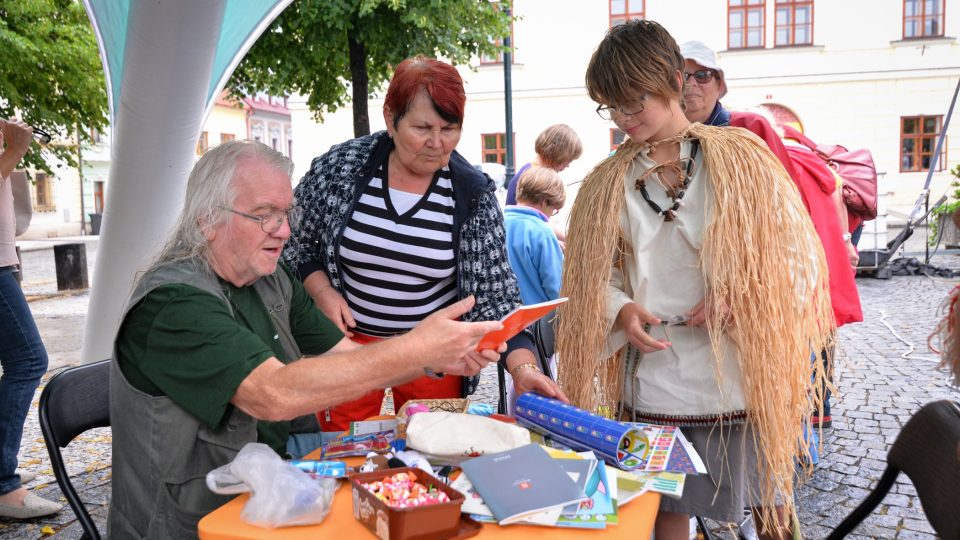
[0,266,48,495]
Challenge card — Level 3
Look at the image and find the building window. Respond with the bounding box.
[287,139,293,157]
[904,0,944,38]
[33,172,56,212]
[481,3,513,65]
[900,115,944,172]
[775,0,813,46]
[93,181,105,213]
[196,131,209,155]
[728,0,766,49]
[481,133,508,164]
[610,128,626,151]
[610,0,644,27]
[220,133,235,144]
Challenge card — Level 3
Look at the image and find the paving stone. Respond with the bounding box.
[817,511,849,529]
[843,474,876,489]
[880,493,912,508]
[858,457,889,472]
[806,476,840,492]
[883,503,926,519]
[858,439,890,450]
[849,524,898,538]
[802,524,833,538]
[896,529,938,539]
[862,513,903,529]
[894,482,919,497]
[828,462,861,476]
[902,518,937,534]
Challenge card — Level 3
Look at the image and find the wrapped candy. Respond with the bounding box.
[361,471,450,509]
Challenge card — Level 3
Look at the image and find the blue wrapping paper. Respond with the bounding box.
[514,393,650,470]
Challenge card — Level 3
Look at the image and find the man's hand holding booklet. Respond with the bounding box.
[476,297,568,351]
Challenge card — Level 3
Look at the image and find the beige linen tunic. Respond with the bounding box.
[604,140,747,421]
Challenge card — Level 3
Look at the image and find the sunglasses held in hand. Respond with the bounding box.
[33,127,52,146]
[0,120,52,146]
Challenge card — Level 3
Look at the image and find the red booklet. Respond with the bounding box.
[476,297,567,351]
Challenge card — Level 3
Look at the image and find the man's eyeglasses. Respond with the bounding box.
[222,206,300,234]
[596,93,650,121]
[684,69,716,85]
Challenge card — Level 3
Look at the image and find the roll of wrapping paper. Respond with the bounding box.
[514,393,650,470]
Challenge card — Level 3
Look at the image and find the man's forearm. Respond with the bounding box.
[234,334,425,421]
[233,296,497,421]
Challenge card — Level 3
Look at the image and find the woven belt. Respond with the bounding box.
[617,403,749,427]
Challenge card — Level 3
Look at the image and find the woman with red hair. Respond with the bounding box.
[283,56,564,443]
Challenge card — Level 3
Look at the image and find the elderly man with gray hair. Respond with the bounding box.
[108,140,504,538]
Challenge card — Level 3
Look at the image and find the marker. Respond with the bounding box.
[289,460,348,478]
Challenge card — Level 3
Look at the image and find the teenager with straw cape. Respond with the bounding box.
[555,20,832,539]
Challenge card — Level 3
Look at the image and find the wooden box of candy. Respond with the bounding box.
[351,467,465,540]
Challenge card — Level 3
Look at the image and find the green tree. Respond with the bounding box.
[0,0,108,174]
[229,0,512,138]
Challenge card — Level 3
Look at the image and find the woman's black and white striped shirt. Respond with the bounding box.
[339,165,457,337]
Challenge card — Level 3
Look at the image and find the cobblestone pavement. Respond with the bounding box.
[1,242,958,539]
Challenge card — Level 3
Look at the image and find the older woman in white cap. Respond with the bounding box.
[679,40,730,126]
[679,41,863,440]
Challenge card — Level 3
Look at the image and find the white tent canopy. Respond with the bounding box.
[80,0,293,363]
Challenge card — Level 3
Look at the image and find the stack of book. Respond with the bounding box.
[438,393,711,529]
[455,443,619,529]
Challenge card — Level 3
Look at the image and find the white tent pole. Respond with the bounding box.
[81,1,226,363]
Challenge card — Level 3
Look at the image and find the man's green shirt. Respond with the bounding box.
[116,266,342,453]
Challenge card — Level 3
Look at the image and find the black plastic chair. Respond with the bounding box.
[497,310,557,414]
[827,400,960,539]
[38,360,111,540]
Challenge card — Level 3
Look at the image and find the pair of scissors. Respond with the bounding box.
[643,314,689,334]
[663,314,690,327]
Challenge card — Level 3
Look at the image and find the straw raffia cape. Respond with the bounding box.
[556,122,834,522]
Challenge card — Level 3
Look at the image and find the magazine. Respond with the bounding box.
[616,469,687,501]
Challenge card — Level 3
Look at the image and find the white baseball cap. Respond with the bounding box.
[679,40,728,98]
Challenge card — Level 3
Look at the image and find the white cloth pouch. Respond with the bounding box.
[405,411,530,465]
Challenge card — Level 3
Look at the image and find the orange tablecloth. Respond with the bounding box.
[198,458,660,539]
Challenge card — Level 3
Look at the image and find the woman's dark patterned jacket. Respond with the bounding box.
[281,131,534,396]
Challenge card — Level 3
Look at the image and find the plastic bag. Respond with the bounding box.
[205,442,336,528]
